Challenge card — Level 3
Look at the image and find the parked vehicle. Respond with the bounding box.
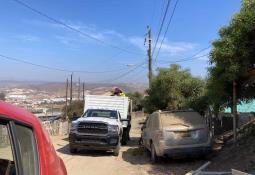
[69,95,132,156]
[142,110,212,162]
[0,101,67,175]
[69,109,123,156]
[85,95,131,144]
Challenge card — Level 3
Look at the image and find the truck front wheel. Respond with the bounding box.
[113,141,120,156]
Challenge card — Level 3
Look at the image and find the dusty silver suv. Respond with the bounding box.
[142,110,212,162]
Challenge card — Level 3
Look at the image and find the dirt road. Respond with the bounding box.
[52,116,207,175]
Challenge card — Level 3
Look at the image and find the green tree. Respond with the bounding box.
[126,92,144,111]
[208,0,255,112]
[0,93,6,101]
[144,64,206,113]
[62,101,84,120]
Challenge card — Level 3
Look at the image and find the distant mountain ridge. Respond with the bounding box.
[0,80,147,96]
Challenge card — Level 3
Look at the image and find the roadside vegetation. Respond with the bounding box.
[62,0,255,120]
[63,100,84,120]
[207,0,255,114]
[143,64,206,113]
[126,92,144,111]
[129,0,255,117]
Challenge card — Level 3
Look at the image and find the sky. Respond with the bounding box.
[0,0,241,84]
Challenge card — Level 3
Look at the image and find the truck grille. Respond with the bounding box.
[77,122,108,134]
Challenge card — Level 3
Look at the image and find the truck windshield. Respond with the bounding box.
[85,109,118,119]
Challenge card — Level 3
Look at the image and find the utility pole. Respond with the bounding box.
[78,77,80,101]
[147,26,153,87]
[70,73,73,104]
[65,78,69,118]
[233,80,237,143]
[82,82,85,102]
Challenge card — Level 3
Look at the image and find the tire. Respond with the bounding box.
[121,132,128,145]
[150,143,159,163]
[121,139,127,145]
[69,145,77,154]
[113,141,120,156]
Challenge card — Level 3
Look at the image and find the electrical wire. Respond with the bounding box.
[152,0,172,56]
[96,46,210,83]
[154,0,179,64]
[102,46,211,83]
[0,53,132,74]
[12,0,145,56]
[156,46,211,65]
[128,67,147,82]
[158,53,209,64]
[99,60,147,83]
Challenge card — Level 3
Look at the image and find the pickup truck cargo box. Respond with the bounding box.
[84,95,129,126]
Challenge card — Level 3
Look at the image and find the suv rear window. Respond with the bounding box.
[161,112,204,127]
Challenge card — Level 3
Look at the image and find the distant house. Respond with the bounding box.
[225,100,255,113]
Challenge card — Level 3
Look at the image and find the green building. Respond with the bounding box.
[225,100,255,113]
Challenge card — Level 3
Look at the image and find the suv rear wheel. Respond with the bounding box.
[150,143,159,163]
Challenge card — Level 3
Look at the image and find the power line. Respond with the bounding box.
[154,0,179,64]
[152,0,172,56]
[0,53,131,74]
[159,53,209,64]
[99,61,147,83]
[128,67,147,82]
[151,0,165,36]
[97,46,210,83]
[157,46,211,64]
[12,0,144,56]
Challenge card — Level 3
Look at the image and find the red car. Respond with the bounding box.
[0,101,67,175]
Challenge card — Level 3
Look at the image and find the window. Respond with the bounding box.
[146,116,151,128]
[0,123,16,175]
[15,124,39,175]
[161,112,205,127]
[85,109,118,119]
[151,114,159,129]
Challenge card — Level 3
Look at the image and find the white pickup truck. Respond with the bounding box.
[69,95,131,156]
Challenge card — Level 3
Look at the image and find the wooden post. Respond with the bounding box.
[78,77,80,101]
[65,78,69,119]
[70,73,73,104]
[130,99,133,113]
[233,80,237,142]
[147,26,152,87]
[82,82,85,102]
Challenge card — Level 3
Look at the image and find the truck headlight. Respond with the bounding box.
[108,125,118,133]
[70,122,78,131]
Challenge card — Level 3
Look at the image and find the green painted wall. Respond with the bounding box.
[225,100,255,113]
